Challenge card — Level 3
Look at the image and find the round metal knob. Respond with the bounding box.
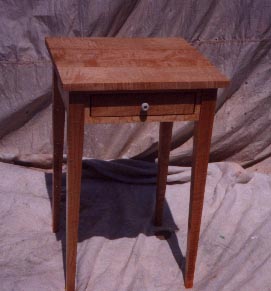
[141,102,150,112]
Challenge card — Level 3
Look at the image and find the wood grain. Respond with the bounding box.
[49,48,210,67]
[52,70,65,233]
[90,92,195,117]
[45,37,229,91]
[84,109,200,123]
[185,89,217,288]
[47,37,229,290]
[66,93,85,291]
[155,122,173,226]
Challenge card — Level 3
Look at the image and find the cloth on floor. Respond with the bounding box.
[0,160,270,291]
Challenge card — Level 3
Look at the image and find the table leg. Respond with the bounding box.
[66,95,85,291]
[155,122,173,226]
[52,71,65,233]
[185,90,217,288]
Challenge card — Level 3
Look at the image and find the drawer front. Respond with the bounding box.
[90,92,196,117]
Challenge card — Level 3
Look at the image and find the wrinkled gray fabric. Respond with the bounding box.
[0,160,271,291]
[0,1,271,168]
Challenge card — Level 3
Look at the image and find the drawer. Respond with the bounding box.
[90,92,196,117]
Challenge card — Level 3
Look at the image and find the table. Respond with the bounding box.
[45,37,229,291]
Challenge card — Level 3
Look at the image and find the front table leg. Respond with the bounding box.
[155,122,173,226]
[185,90,217,288]
[66,94,85,291]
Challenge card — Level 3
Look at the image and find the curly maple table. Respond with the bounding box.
[45,37,229,291]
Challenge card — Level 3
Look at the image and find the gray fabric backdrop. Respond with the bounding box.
[0,0,270,168]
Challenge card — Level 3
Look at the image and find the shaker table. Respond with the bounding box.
[45,37,229,291]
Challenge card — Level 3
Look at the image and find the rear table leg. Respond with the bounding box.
[52,71,65,233]
[155,122,173,226]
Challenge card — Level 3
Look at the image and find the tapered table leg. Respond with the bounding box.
[66,94,85,291]
[185,90,217,288]
[155,122,173,226]
[52,71,65,233]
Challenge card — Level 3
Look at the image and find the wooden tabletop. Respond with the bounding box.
[46,37,229,92]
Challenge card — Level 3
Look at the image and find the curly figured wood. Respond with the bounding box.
[45,37,229,92]
[185,89,217,288]
[66,93,85,291]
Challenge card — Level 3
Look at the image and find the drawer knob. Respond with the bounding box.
[141,102,150,112]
